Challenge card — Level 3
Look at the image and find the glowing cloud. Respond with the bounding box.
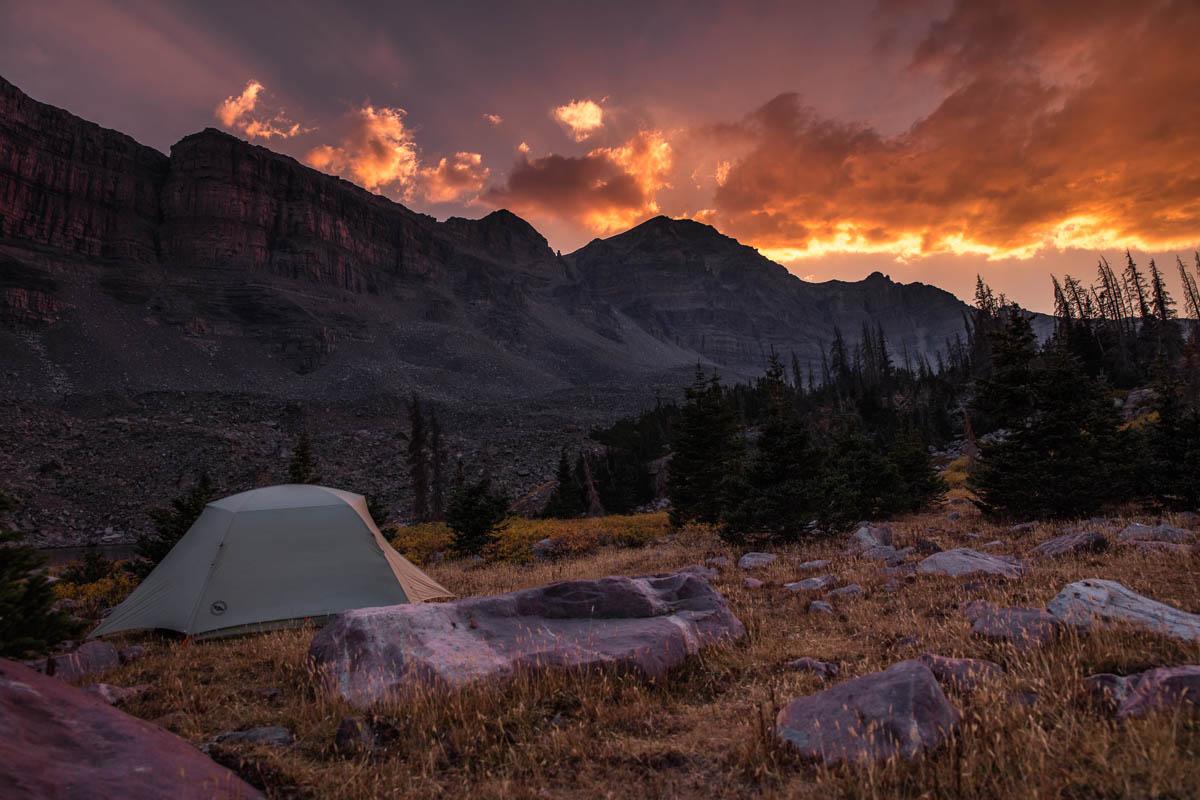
[484,129,672,234]
[482,113,503,126]
[420,151,490,203]
[215,80,303,140]
[553,98,604,142]
[304,104,418,196]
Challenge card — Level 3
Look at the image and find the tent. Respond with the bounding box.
[91,484,452,639]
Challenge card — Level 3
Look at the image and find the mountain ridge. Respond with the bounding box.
[0,75,996,545]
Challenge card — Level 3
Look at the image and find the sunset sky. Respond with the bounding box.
[3,0,1198,311]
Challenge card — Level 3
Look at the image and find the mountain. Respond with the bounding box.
[0,75,981,545]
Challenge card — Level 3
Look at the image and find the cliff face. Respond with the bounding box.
[0,76,168,263]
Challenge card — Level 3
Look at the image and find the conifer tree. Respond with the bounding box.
[971,346,1130,519]
[542,449,586,518]
[429,411,447,521]
[288,432,319,484]
[972,306,1037,432]
[407,395,430,522]
[446,476,508,556]
[666,366,741,526]
[138,473,214,568]
[0,490,80,657]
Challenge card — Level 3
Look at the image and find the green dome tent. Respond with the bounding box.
[91,485,452,639]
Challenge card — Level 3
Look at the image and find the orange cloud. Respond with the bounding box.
[215,80,303,140]
[553,98,604,142]
[304,104,418,196]
[706,1,1200,262]
[420,151,490,203]
[484,129,672,234]
[482,113,503,126]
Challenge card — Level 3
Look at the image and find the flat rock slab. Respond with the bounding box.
[1031,531,1108,558]
[1047,579,1200,643]
[785,575,835,592]
[828,583,864,600]
[1117,665,1200,718]
[738,552,777,570]
[1117,523,1195,545]
[788,657,840,680]
[776,660,960,765]
[917,548,1024,579]
[310,571,746,708]
[0,659,261,799]
[965,602,1060,649]
[919,654,1003,692]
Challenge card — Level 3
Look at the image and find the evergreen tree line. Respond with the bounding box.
[969,255,1200,518]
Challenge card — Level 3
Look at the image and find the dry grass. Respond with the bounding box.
[90,507,1200,799]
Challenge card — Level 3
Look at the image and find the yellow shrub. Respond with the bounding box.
[487,512,671,563]
[54,571,138,620]
[388,522,454,566]
[942,454,971,488]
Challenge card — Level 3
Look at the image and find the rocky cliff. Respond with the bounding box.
[0,75,995,545]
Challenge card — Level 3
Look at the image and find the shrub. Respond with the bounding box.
[488,513,669,563]
[389,522,454,566]
[53,570,138,621]
[446,478,509,556]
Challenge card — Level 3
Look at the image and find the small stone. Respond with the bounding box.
[46,641,120,683]
[913,537,943,555]
[253,687,281,703]
[214,725,294,747]
[785,575,835,592]
[917,548,1024,579]
[1030,530,1108,559]
[964,601,1060,649]
[828,583,863,600]
[981,540,1004,549]
[946,511,962,521]
[679,564,720,581]
[795,559,830,572]
[787,657,839,680]
[531,537,563,561]
[1009,522,1037,534]
[848,524,893,552]
[1117,522,1195,545]
[1082,673,1131,713]
[742,577,764,590]
[117,644,147,665]
[808,600,835,615]
[738,552,777,570]
[704,556,732,569]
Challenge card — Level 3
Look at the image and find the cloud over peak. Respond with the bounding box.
[553,98,605,142]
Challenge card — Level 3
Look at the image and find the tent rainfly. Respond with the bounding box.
[91,484,452,639]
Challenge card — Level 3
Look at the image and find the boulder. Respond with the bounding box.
[45,640,120,683]
[213,726,294,747]
[787,657,839,680]
[964,602,1060,649]
[784,575,835,593]
[1047,579,1200,643]
[1117,523,1195,545]
[0,659,262,798]
[310,571,746,707]
[861,545,913,564]
[1117,665,1200,719]
[1030,531,1108,559]
[917,548,1024,579]
[84,683,149,706]
[808,600,835,616]
[775,661,959,765]
[918,654,1003,692]
[738,552,777,570]
[848,524,893,552]
[828,583,864,600]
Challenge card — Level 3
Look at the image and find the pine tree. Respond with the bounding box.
[972,306,1037,432]
[0,490,80,657]
[970,346,1131,519]
[446,477,508,556]
[666,366,741,526]
[429,412,447,521]
[542,449,586,518]
[288,432,319,484]
[1149,371,1200,510]
[138,473,215,568]
[887,430,946,513]
[721,357,822,542]
[407,395,430,522]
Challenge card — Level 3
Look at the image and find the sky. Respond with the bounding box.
[2,0,1198,312]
